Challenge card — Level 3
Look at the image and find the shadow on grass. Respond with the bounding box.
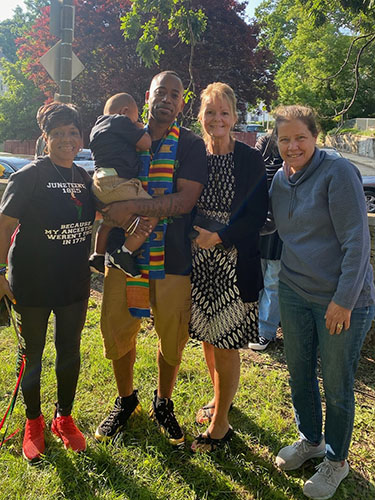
[244,331,375,398]
[42,438,161,500]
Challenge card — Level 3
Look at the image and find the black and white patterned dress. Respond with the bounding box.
[189,152,258,349]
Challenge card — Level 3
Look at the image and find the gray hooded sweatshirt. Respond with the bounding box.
[271,148,375,310]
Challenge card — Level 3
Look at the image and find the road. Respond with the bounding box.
[341,152,375,176]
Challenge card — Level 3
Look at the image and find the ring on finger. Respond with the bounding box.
[337,323,343,330]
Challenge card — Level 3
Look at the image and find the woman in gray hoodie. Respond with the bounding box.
[271,105,375,500]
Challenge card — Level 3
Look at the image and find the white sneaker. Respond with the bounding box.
[276,438,326,470]
[248,336,274,351]
[303,457,349,499]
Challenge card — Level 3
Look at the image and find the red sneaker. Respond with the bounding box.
[22,414,46,461]
[51,415,86,452]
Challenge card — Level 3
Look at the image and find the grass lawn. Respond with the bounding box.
[0,290,374,500]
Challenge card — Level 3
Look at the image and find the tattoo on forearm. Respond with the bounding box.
[132,194,190,217]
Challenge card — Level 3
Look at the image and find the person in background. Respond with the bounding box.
[271,105,375,500]
[189,82,268,452]
[89,92,158,278]
[0,102,95,461]
[248,131,283,351]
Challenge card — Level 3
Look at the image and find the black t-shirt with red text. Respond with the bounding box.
[0,157,95,307]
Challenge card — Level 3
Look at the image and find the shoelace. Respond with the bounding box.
[315,459,338,478]
[156,403,181,436]
[294,439,312,456]
[101,406,123,431]
[56,416,78,433]
[25,418,44,438]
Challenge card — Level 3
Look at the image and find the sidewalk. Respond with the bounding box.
[341,151,375,175]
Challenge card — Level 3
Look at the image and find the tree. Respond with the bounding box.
[255,0,375,128]
[0,59,45,141]
[0,0,49,141]
[15,0,275,139]
[120,0,276,120]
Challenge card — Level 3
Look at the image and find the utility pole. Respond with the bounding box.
[40,0,84,103]
[59,0,74,103]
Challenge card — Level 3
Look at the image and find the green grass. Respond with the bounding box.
[0,295,374,500]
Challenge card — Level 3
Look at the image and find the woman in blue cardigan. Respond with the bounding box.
[189,82,268,452]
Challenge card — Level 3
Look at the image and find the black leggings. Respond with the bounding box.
[14,299,88,419]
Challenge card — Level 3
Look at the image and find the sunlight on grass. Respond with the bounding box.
[0,296,374,500]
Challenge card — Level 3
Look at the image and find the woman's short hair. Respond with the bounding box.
[273,105,319,137]
[37,102,83,136]
[198,82,238,142]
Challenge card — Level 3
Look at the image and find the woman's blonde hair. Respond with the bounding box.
[273,105,319,137]
[198,82,238,143]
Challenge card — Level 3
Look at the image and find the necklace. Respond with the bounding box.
[49,157,83,219]
[49,157,77,199]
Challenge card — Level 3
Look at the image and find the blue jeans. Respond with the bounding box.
[279,281,374,461]
[258,259,281,340]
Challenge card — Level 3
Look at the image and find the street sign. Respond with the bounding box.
[40,41,84,83]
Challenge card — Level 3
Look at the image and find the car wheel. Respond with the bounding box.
[364,190,375,213]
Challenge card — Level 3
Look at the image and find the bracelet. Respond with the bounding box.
[0,267,7,276]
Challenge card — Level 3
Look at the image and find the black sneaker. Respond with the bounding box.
[109,249,141,278]
[95,390,141,442]
[149,390,185,446]
[248,336,274,351]
[89,254,105,273]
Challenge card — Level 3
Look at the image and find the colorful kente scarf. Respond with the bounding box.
[126,122,180,317]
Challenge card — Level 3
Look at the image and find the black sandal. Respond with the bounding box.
[191,426,234,452]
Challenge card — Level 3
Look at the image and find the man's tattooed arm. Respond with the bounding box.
[104,179,203,228]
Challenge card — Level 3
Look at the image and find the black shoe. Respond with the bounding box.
[109,249,141,278]
[149,390,185,446]
[95,390,141,442]
[89,254,105,273]
[248,336,274,351]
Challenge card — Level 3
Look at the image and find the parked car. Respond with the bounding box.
[0,156,30,179]
[0,156,31,199]
[245,123,267,136]
[320,147,375,213]
[0,150,95,200]
[73,148,94,175]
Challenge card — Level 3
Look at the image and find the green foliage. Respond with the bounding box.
[0,60,44,141]
[121,0,207,67]
[256,0,375,130]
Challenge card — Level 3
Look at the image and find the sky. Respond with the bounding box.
[1,0,263,23]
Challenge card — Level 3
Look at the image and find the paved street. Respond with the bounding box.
[341,151,375,176]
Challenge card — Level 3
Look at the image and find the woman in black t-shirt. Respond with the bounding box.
[0,102,95,461]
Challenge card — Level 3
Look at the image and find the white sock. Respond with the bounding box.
[121,245,132,254]
[92,252,104,257]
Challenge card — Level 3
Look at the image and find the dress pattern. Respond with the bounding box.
[190,152,258,349]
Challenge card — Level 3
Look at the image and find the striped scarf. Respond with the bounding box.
[126,122,180,317]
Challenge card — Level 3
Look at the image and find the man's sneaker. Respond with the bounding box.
[95,391,141,442]
[51,414,86,452]
[149,390,185,446]
[22,414,46,461]
[248,336,274,351]
[89,253,105,273]
[109,249,141,278]
[276,438,326,470]
[303,458,349,499]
